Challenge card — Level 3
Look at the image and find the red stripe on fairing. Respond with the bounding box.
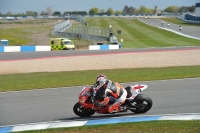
[0,47,200,62]
[134,85,144,90]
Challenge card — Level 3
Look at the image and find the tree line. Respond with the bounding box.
[165,6,195,13]
[89,5,195,15]
[0,5,196,17]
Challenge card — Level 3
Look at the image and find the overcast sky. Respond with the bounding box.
[0,0,199,14]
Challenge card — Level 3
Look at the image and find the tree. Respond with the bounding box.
[179,6,188,12]
[63,11,70,16]
[115,10,122,15]
[7,12,12,16]
[40,11,46,15]
[178,5,195,12]
[52,11,61,16]
[17,13,25,16]
[46,7,52,15]
[123,5,129,14]
[81,11,88,15]
[63,11,87,16]
[188,5,195,12]
[122,5,137,14]
[165,6,173,12]
[106,7,114,15]
[137,6,146,14]
[129,6,136,14]
[89,7,99,15]
[136,6,153,14]
[26,11,35,16]
[97,9,105,15]
[164,6,179,13]
[99,9,105,13]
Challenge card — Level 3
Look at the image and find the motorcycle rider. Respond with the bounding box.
[92,74,127,113]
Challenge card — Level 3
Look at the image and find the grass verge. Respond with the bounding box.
[159,18,200,27]
[16,120,200,133]
[1,18,200,47]
[1,65,200,92]
[0,19,59,45]
[86,18,200,48]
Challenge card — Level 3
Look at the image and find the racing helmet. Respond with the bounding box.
[96,74,107,83]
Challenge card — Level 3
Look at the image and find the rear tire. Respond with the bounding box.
[129,94,152,114]
[73,102,95,117]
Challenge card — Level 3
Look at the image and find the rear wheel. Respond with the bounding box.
[129,94,152,114]
[73,102,95,117]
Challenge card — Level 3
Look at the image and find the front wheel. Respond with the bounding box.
[73,102,95,117]
[129,94,153,114]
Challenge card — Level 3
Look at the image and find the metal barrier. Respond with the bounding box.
[52,16,110,42]
[52,19,71,35]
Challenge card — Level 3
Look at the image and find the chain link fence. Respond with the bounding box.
[60,26,110,41]
[74,16,86,24]
[52,16,110,42]
[51,19,71,35]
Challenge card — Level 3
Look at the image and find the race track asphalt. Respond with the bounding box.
[0,78,200,126]
[140,18,200,39]
[1,18,200,127]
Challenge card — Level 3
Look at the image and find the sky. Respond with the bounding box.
[0,0,199,14]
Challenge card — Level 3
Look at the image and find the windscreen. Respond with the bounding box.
[63,41,72,45]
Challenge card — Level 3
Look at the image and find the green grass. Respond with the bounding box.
[1,17,200,47]
[159,17,200,27]
[86,18,200,48]
[2,18,200,133]
[0,20,57,45]
[1,65,200,92]
[0,28,31,44]
[16,120,200,133]
[0,26,52,45]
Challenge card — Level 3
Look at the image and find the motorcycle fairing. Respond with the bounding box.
[125,84,148,99]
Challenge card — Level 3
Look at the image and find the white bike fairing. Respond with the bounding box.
[126,84,148,99]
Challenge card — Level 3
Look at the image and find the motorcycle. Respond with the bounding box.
[73,83,153,117]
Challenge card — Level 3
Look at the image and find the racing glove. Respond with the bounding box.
[91,85,96,97]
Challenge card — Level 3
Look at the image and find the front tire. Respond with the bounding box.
[129,94,153,114]
[73,102,95,117]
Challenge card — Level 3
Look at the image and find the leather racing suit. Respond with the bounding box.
[94,77,127,113]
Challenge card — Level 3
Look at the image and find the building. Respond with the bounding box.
[196,3,200,17]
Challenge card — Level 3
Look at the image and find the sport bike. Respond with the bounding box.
[73,84,152,117]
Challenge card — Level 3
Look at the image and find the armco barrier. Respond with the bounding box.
[0,46,51,52]
[89,45,121,50]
